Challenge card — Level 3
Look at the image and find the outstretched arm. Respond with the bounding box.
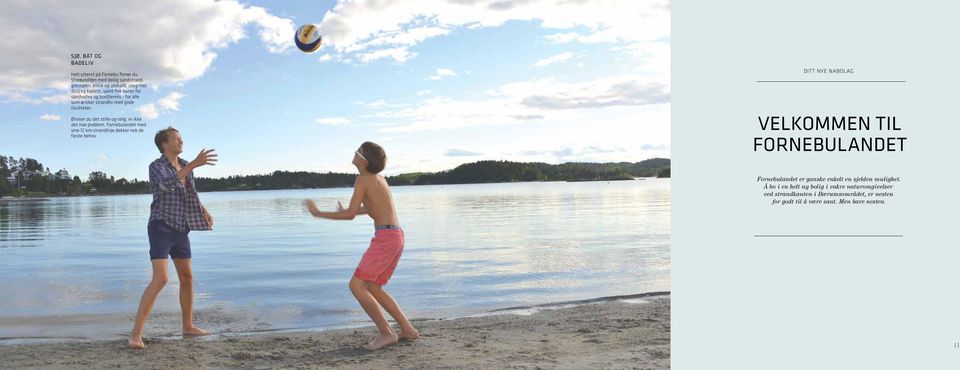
[305,177,366,220]
[181,149,217,182]
[151,149,217,192]
[338,200,367,214]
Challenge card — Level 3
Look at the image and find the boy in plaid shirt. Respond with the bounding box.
[129,127,217,349]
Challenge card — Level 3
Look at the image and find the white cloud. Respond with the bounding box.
[614,41,671,75]
[533,52,578,67]
[517,143,665,163]
[39,114,61,121]
[1,91,70,105]
[357,47,416,63]
[137,104,160,120]
[544,32,580,43]
[241,6,297,54]
[511,114,544,120]
[356,99,408,110]
[138,92,185,119]
[372,74,669,133]
[316,117,351,126]
[156,92,185,111]
[0,0,294,101]
[358,79,648,171]
[641,144,669,150]
[359,100,389,109]
[340,26,450,54]
[519,78,669,109]
[318,0,669,64]
[444,148,483,157]
[428,68,459,80]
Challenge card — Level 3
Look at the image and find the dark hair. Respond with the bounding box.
[360,141,386,174]
[154,127,179,153]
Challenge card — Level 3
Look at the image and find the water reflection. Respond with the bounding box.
[0,180,669,340]
[1,200,49,248]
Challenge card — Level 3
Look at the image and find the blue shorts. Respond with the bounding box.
[148,219,191,260]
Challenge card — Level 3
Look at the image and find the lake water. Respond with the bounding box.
[0,180,670,342]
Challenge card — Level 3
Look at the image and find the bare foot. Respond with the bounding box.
[398,328,419,341]
[363,332,398,350]
[128,337,145,349]
[182,326,211,337]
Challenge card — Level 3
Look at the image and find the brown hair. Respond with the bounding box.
[360,141,386,174]
[154,127,179,153]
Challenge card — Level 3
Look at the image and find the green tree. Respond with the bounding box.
[71,176,84,195]
[88,171,113,193]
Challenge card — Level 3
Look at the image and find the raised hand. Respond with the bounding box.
[190,148,218,168]
[304,199,320,217]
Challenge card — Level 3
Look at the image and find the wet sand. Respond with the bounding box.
[0,293,670,369]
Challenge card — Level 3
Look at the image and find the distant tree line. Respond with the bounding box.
[196,158,670,190]
[2,155,669,197]
[385,158,671,185]
[195,171,358,192]
[0,155,147,197]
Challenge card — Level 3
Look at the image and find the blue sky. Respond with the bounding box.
[1,0,669,181]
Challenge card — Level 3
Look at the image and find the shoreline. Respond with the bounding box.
[0,291,670,345]
[0,177,668,200]
[0,292,670,369]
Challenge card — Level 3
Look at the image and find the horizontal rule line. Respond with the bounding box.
[754,234,904,238]
[756,80,907,83]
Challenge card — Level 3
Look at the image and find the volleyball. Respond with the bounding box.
[295,24,322,53]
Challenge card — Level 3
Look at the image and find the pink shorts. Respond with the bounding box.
[354,228,405,286]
